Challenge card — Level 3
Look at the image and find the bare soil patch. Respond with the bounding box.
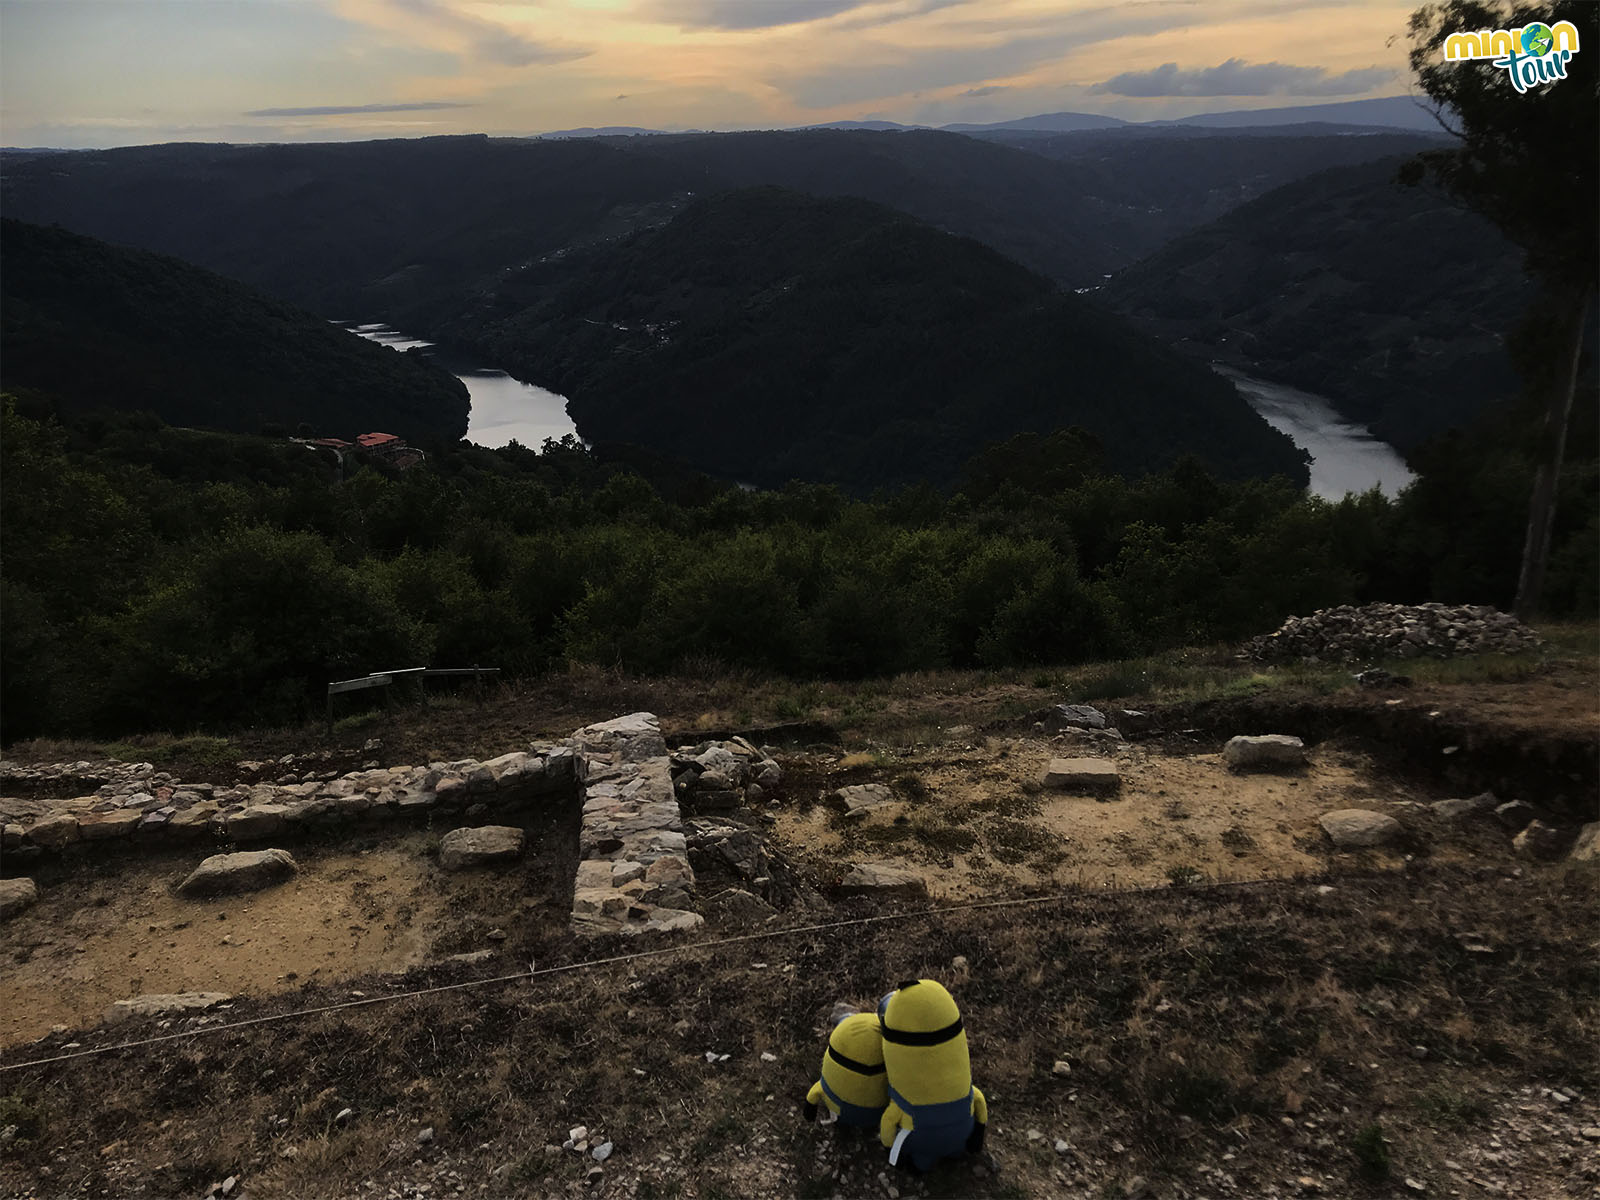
[772,734,1442,900]
[2,804,579,1048]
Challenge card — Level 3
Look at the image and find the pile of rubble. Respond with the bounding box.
[1245,602,1540,664]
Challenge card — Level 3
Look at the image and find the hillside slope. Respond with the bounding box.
[0,127,1421,322]
[0,219,469,439]
[1097,158,1533,450]
[450,188,1308,491]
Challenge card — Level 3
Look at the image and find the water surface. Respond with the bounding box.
[1220,367,1414,499]
[350,323,579,449]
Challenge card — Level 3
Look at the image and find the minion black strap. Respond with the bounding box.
[880,1017,963,1046]
[826,1045,887,1075]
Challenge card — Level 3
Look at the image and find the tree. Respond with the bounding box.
[1402,0,1597,617]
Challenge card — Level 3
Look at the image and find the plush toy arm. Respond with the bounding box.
[803,1080,823,1122]
[878,1098,913,1149]
[966,1085,988,1154]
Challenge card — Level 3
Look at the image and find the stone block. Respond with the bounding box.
[1513,820,1565,861]
[105,992,232,1024]
[224,804,290,839]
[179,849,298,897]
[77,810,144,841]
[25,813,80,850]
[830,784,896,819]
[1569,822,1600,863]
[439,825,526,871]
[575,860,614,889]
[1223,735,1306,770]
[1319,809,1402,849]
[1040,758,1120,791]
[839,862,926,896]
[0,877,39,921]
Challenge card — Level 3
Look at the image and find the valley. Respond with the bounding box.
[2,7,1597,1198]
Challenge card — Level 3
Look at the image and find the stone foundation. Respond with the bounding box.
[1,712,797,940]
[570,714,703,936]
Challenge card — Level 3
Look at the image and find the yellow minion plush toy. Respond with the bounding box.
[877,979,988,1171]
[803,1012,889,1129]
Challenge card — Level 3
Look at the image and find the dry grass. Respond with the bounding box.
[6,621,1593,777]
[4,862,1595,1199]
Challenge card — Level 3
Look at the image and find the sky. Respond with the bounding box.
[1,0,1425,147]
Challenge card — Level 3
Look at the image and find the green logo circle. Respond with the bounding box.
[1521,22,1554,55]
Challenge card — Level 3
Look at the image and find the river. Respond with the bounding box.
[1219,367,1415,500]
[349,324,580,449]
[349,325,1410,498]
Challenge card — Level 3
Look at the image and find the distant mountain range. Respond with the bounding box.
[0,109,1511,481]
[532,96,1447,139]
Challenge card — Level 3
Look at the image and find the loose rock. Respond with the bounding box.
[438,825,526,871]
[839,862,926,896]
[178,849,298,897]
[1223,735,1306,771]
[1319,809,1402,849]
[1569,822,1600,863]
[1040,758,1120,792]
[830,784,895,819]
[1512,820,1565,861]
[1494,799,1537,832]
[1054,704,1107,730]
[1246,602,1539,663]
[0,877,40,921]
[105,992,232,1024]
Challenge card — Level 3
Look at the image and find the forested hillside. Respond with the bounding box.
[444,188,1308,490]
[979,129,1446,250]
[1,128,1526,459]
[1098,158,1533,449]
[0,220,469,439]
[4,383,1593,739]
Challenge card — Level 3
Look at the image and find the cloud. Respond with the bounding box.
[961,84,1009,97]
[244,101,475,117]
[777,31,1082,108]
[341,0,589,66]
[640,0,968,32]
[1091,58,1393,98]
[641,0,867,31]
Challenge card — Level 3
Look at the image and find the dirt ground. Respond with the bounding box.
[771,733,1449,900]
[2,863,1595,1200]
[2,807,580,1049]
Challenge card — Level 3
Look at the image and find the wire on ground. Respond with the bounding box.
[0,875,1303,1074]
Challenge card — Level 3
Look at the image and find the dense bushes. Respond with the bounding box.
[1,398,1592,740]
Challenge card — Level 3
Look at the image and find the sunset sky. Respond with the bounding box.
[2,0,1425,147]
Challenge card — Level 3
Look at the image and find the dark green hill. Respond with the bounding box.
[0,131,1137,326]
[0,219,469,439]
[1097,158,1533,450]
[581,128,1148,285]
[979,129,1447,254]
[448,188,1307,491]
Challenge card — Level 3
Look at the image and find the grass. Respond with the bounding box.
[1352,1122,1391,1180]
[7,619,1591,770]
[100,733,240,770]
[1414,1084,1491,1128]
